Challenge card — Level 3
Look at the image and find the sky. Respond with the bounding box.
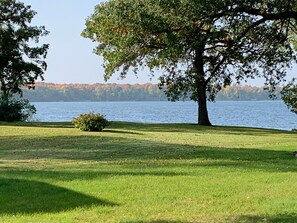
[22,0,296,85]
[22,0,159,84]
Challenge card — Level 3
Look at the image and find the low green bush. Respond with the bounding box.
[0,98,36,122]
[72,112,110,131]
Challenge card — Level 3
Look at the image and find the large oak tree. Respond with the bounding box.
[0,0,49,106]
[83,0,297,125]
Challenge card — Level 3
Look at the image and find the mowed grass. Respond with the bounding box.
[0,122,296,223]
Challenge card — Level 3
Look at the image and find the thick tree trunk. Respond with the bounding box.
[197,83,212,126]
[194,48,212,126]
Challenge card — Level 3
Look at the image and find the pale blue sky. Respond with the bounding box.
[22,0,158,84]
[22,0,296,85]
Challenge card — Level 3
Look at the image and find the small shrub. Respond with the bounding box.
[72,113,109,132]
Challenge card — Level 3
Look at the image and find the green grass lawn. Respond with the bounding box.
[0,122,296,223]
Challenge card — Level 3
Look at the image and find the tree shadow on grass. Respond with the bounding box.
[0,122,143,135]
[228,214,297,223]
[104,129,143,135]
[1,121,293,136]
[0,178,116,215]
[0,121,73,129]
[122,215,297,223]
[110,122,293,136]
[0,134,296,173]
[123,221,186,223]
[0,169,188,182]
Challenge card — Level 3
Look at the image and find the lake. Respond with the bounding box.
[32,100,297,130]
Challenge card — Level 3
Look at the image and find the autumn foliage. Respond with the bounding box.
[22,83,281,102]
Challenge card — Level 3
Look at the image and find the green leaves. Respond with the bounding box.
[281,79,297,114]
[0,97,36,122]
[72,112,110,132]
[83,0,194,79]
[84,0,297,92]
[83,0,297,124]
[0,0,49,98]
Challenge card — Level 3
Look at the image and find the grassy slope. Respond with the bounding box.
[0,122,296,223]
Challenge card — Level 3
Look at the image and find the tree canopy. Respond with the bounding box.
[83,0,297,125]
[0,0,49,100]
[281,78,297,114]
[0,0,49,121]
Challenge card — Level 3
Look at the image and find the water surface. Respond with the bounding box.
[32,101,297,130]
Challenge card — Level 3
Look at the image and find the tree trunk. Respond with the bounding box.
[197,83,212,126]
[194,48,212,126]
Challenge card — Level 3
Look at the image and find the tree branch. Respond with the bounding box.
[244,9,297,20]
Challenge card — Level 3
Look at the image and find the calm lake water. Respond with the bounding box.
[32,100,297,130]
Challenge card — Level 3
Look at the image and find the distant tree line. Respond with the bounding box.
[216,85,282,101]
[23,83,167,101]
[22,83,282,102]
